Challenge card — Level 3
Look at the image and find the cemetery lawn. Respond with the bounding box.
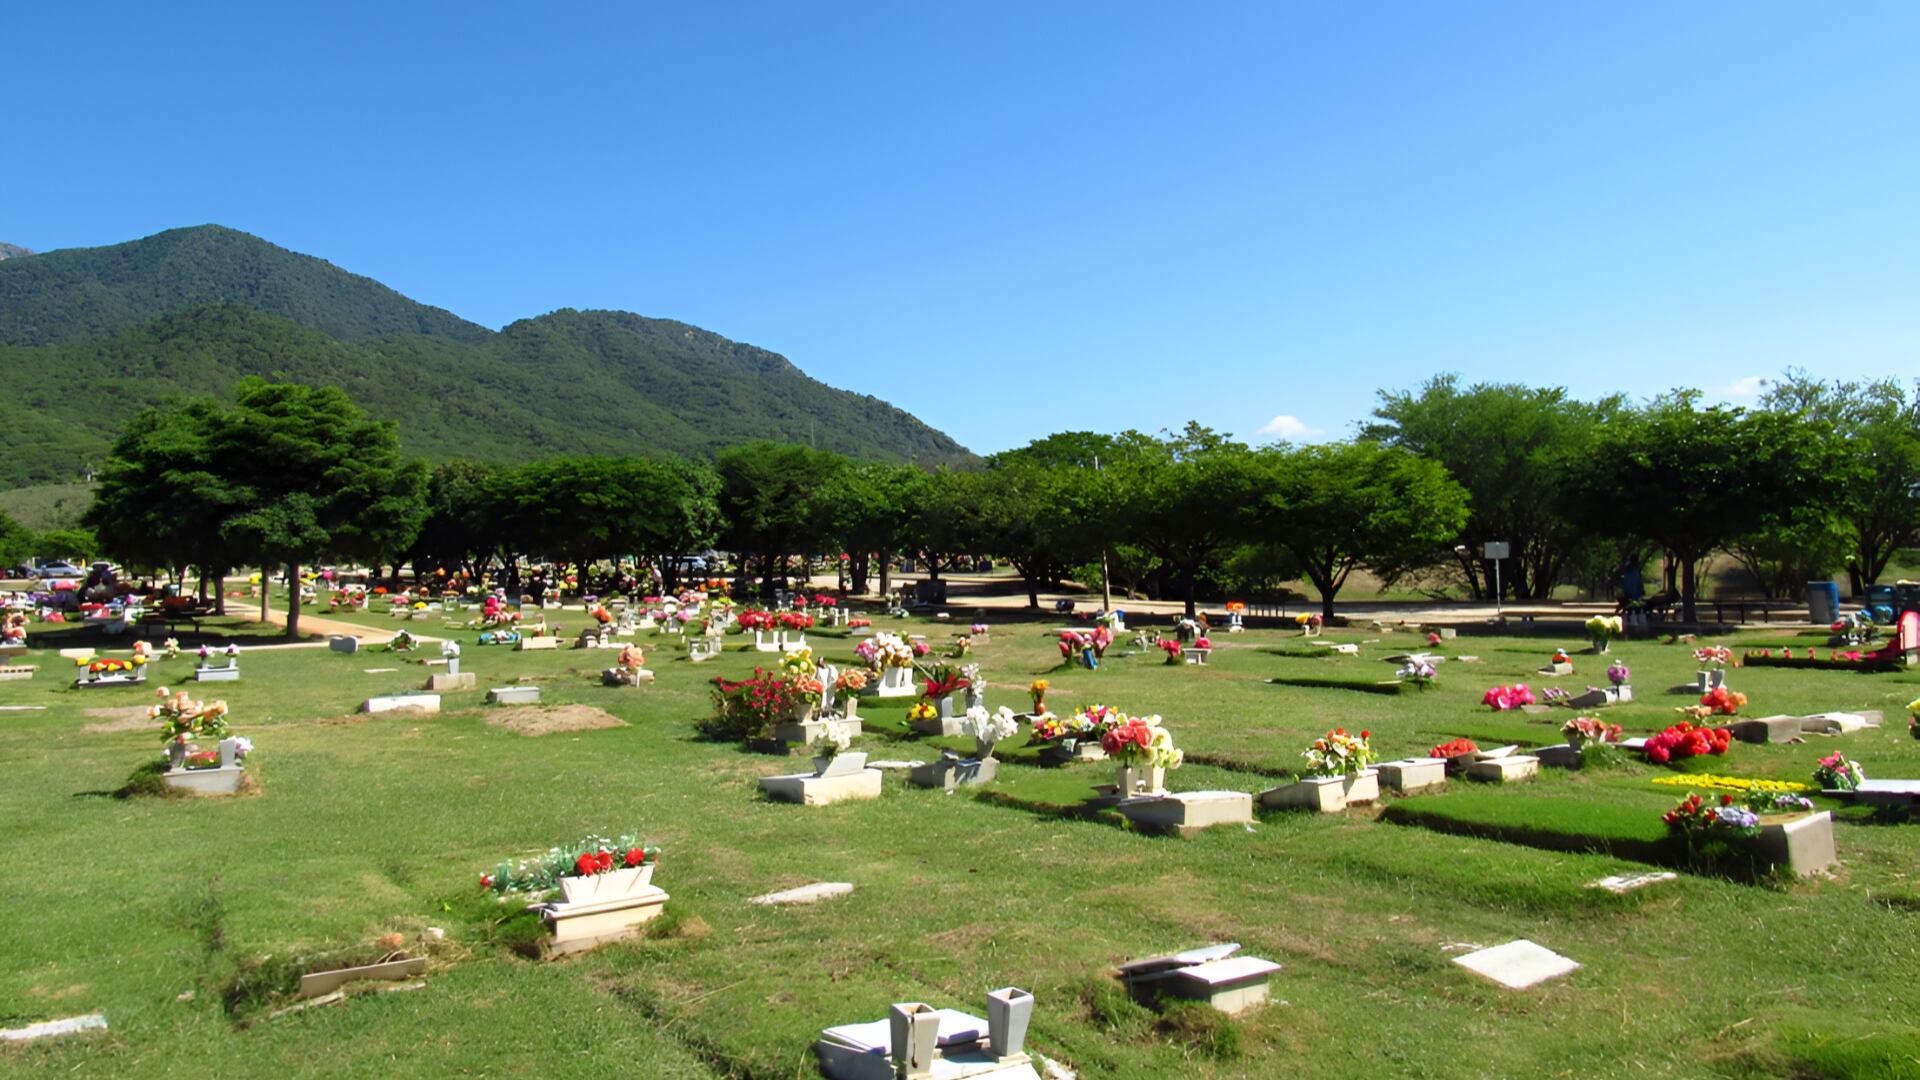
[3,616,1919,1078]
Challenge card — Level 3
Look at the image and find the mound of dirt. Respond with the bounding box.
[480,705,628,737]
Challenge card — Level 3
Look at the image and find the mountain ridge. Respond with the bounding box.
[0,226,973,485]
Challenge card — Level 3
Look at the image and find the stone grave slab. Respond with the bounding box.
[486,685,540,706]
[1800,711,1878,735]
[749,882,854,906]
[516,636,560,651]
[909,756,998,790]
[1375,758,1446,794]
[1162,956,1282,1015]
[773,717,864,745]
[297,957,428,998]
[1258,770,1377,812]
[194,665,240,682]
[1587,871,1677,894]
[1754,812,1837,876]
[328,636,360,655]
[56,648,96,661]
[1728,715,1804,744]
[0,665,36,681]
[760,768,884,805]
[362,693,441,714]
[1452,939,1580,989]
[0,1013,108,1042]
[1466,755,1539,783]
[1535,744,1582,768]
[538,885,671,957]
[1841,779,1920,809]
[426,672,476,692]
[1115,790,1253,835]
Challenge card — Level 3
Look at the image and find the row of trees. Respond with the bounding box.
[80,372,1920,633]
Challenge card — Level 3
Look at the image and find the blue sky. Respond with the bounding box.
[8,2,1917,453]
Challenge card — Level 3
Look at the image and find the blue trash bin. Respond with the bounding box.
[1806,581,1840,626]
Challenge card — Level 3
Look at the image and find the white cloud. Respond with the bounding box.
[1722,374,1768,400]
[1256,414,1323,440]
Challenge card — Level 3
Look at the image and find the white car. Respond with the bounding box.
[35,561,85,579]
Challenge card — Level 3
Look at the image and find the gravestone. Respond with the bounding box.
[1453,940,1580,990]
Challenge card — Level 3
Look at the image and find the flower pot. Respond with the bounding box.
[986,986,1034,1058]
[789,703,817,724]
[1115,762,1165,797]
[167,741,188,771]
[557,863,654,905]
[889,1003,940,1079]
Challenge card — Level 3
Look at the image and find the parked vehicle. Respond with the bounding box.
[34,561,85,579]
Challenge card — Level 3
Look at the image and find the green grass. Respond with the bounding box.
[2,616,1918,1076]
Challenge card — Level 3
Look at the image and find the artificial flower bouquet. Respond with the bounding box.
[1030,704,1111,745]
[152,687,232,747]
[1562,715,1623,748]
[1585,614,1624,648]
[1029,679,1049,712]
[1693,646,1734,669]
[907,701,938,723]
[961,705,1022,759]
[1302,728,1374,777]
[481,833,659,895]
[781,647,817,679]
[79,655,145,677]
[834,669,868,694]
[1158,639,1183,665]
[1644,721,1731,764]
[1606,661,1630,686]
[1678,687,1746,719]
[1663,792,1760,838]
[705,668,809,740]
[1429,737,1479,760]
[1813,751,1865,791]
[1100,712,1183,770]
[1397,657,1436,688]
[1482,684,1536,711]
[1549,648,1571,666]
[922,664,970,701]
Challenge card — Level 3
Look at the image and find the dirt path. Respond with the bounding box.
[222,600,439,643]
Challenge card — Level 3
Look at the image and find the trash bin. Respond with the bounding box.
[1806,581,1840,626]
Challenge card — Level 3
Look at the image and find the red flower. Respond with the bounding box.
[624,847,647,867]
[595,849,614,872]
[480,874,494,889]
[575,853,599,876]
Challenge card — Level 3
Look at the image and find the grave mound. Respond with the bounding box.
[480,704,628,737]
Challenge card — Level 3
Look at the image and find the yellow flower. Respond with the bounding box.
[1650,774,1813,794]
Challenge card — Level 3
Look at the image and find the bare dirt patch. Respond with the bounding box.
[81,706,153,733]
[478,704,628,737]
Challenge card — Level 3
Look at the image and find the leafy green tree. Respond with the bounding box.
[1761,371,1920,595]
[212,378,428,637]
[1251,440,1471,618]
[715,442,846,590]
[1105,424,1263,618]
[1365,376,1618,600]
[0,511,36,568]
[409,461,505,581]
[1570,394,1836,622]
[83,397,248,611]
[815,461,928,595]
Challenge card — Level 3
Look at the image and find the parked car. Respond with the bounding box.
[35,561,85,579]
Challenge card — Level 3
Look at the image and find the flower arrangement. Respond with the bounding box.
[1650,774,1814,795]
[849,618,871,630]
[1481,683,1536,711]
[1693,646,1734,669]
[1606,661,1630,686]
[1585,615,1624,647]
[390,630,417,652]
[1813,751,1865,791]
[1158,639,1183,664]
[1549,648,1571,666]
[1540,686,1571,705]
[911,640,931,657]
[952,636,972,657]
[1100,713,1183,769]
[809,719,854,760]
[1747,791,1816,814]
[781,648,817,679]
[970,623,988,635]
[1426,631,1442,647]
[907,701,938,722]
[1226,601,1247,614]
[812,594,838,608]
[1908,696,1920,741]
[834,669,868,694]
[1678,686,1747,719]
[78,656,145,676]
[705,668,809,740]
[161,637,181,660]
[1429,737,1478,760]
[961,706,1021,759]
[1031,704,1111,744]
[1029,679,1049,711]
[922,664,970,701]
[1193,636,1212,650]
[1396,658,1436,688]
[1302,728,1374,777]
[736,609,774,632]
[1663,792,1760,838]
[1645,721,1732,764]
[482,833,659,895]
[777,611,814,631]
[152,687,231,747]
[1562,715,1623,748]
[1294,613,1323,628]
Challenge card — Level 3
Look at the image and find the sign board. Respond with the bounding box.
[1483,542,1511,560]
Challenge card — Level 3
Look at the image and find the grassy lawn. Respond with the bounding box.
[3,614,1918,1077]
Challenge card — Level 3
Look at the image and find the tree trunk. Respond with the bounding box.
[1182,565,1198,619]
[1679,555,1698,624]
[878,552,892,600]
[850,552,870,595]
[1846,564,1864,599]
[259,564,271,627]
[286,561,303,638]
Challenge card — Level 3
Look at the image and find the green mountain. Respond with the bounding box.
[0,227,972,485]
[0,225,488,346]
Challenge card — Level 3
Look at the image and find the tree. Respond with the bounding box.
[409,460,505,581]
[983,433,1125,607]
[1251,441,1471,617]
[1761,372,1920,595]
[1365,376,1618,600]
[0,511,35,568]
[814,461,928,596]
[83,397,248,611]
[1570,394,1835,622]
[212,379,428,638]
[715,442,845,591]
[1105,424,1263,618]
